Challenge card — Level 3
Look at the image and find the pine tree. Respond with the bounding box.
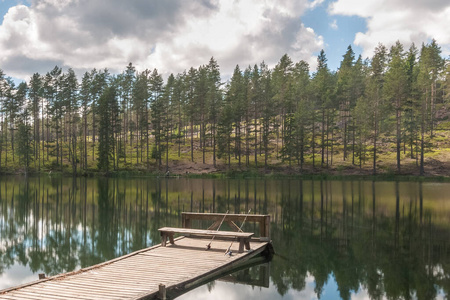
[44,66,63,167]
[427,40,444,136]
[97,86,119,173]
[259,62,274,169]
[0,69,5,169]
[80,72,92,170]
[163,74,176,172]
[90,69,110,162]
[403,45,420,161]
[217,85,234,167]
[15,82,31,171]
[336,46,356,161]
[122,63,136,163]
[385,41,408,173]
[292,60,311,169]
[250,64,261,167]
[417,41,445,175]
[28,73,42,170]
[312,50,333,168]
[186,67,198,162]
[351,56,367,164]
[196,66,209,164]
[5,78,19,165]
[206,57,222,167]
[150,68,165,167]
[243,66,252,167]
[61,68,79,174]
[366,43,387,174]
[132,70,150,165]
[172,72,186,158]
[272,54,294,160]
[228,65,245,167]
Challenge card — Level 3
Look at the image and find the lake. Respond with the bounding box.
[0,176,449,299]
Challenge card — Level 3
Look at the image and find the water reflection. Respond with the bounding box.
[0,177,449,299]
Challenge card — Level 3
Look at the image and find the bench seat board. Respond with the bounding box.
[158,227,254,238]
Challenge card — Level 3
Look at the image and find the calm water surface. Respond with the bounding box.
[0,176,449,299]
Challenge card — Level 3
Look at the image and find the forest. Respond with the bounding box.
[0,40,448,176]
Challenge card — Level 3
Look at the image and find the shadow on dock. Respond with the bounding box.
[168,244,274,300]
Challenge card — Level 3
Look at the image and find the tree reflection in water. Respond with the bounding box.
[0,176,449,299]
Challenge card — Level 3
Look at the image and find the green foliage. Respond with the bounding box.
[16,122,33,169]
[97,86,119,173]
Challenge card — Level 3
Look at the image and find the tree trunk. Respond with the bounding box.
[352,120,355,165]
[396,102,401,173]
[213,119,216,167]
[321,108,325,168]
[190,119,194,162]
[312,112,315,168]
[420,98,425,176]
[254,113,258,168]
[373,114,377,175]
[84,110,87,170]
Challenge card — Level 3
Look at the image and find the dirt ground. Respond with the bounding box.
[165,156,450,178]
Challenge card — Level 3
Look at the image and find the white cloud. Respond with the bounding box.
[0,0,323,81]
[0,264,40,290]
[330,19,338,30]
[329,0,450,58]
[309,0,325,9]
[178,276,319,300]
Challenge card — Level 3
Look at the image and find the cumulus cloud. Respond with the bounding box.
[0,0,323,80]
[329,0,450,58]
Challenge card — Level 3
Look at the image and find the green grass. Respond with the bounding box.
[2,127,450,180]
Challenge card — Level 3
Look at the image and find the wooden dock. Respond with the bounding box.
[0,213,272,300]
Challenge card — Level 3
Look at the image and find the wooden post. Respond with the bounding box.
[158,284,167,300]
[182,213,191,228]
[259,219,265,238]
[264,215,270,239]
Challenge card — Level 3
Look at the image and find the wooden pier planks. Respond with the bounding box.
[0,237,269,300]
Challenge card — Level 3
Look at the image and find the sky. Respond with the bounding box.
[0,0,449,82]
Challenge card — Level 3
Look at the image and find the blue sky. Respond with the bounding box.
[0,0,448,81]
[301,0,367,70]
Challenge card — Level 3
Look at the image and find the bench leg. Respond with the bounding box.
[244,239,250,250]
[161,233,167,247]
[168,233,175,245]
[238,238,244,253]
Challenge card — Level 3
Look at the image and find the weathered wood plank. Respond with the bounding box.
[158,227,254,237]
[45,279,150,292]
[20,285,118,300]
[0,290,70,300]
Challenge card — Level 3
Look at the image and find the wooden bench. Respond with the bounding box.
[158,227,254,253]
[182,212,270,241]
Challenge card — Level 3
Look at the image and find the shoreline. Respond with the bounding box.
[2,162,450,182]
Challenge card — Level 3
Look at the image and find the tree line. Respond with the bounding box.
[0,40,448,175]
